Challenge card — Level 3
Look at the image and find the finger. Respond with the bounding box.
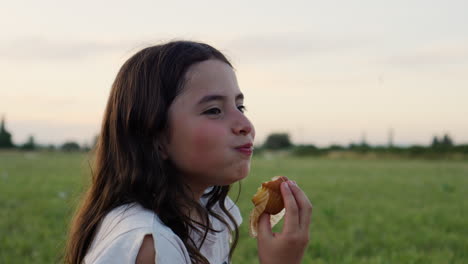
[257,213,273,241]
[281,181,300,234]
[288,181,313,230]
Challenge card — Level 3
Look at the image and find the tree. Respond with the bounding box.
[45,144,56,151]
[292,144,322,156]
[61,141,81,152]
[432,134,454,150]
[441,134,454,147]
[263,133,293,150]
[20,135,36,150]
[0,115,14,148]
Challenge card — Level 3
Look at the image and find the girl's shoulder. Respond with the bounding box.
[84,195,242,264]
[91,203,175,241]
[84,203,190,263]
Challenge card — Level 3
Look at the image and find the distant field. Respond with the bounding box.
[0,151,467,264]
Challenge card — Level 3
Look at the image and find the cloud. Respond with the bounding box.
[223,32,379,62]
[1,33,382,64]
[380,42,468,67]
[0,35,135,61]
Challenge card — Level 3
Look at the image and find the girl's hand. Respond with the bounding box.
[256,180,313,264]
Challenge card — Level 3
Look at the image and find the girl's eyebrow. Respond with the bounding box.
[196,93,244,105]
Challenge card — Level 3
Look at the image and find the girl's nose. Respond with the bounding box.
[232,113,254,136]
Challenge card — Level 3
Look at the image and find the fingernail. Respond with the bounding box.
[288,180,295,187]
[293,180,298,186]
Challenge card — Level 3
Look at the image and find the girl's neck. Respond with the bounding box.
[177,182,211,224]
[184,180,211,202]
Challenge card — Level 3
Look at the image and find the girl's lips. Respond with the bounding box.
[235,147,253,156]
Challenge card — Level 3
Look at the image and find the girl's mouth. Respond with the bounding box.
[235,147,253,156]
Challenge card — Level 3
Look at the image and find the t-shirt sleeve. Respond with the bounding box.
[155,232,191,263]
[87,228,189,264]
[86,227,151,264]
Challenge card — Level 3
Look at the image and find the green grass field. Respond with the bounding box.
[1,151,467,263]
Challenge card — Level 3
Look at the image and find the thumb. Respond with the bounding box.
[257,213,273,240]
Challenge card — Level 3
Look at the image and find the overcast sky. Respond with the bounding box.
[1,0,467,147]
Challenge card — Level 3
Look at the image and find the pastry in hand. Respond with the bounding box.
[249,176,288,237]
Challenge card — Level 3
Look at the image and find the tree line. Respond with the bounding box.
[0,116,96,152]
[259,133,468,159]
[1,116,467,158]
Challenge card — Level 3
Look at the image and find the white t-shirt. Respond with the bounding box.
[83,196,242,264]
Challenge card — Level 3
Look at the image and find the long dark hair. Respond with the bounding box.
[64,40,240,264]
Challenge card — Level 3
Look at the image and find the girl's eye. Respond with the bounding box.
[204,108,221,115]
[203,105,247,115]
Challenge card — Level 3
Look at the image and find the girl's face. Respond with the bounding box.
[161,59,255,193]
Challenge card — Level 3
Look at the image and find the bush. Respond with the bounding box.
[292,144,323,157]
[61,141,81,152]
[263,133,293,150]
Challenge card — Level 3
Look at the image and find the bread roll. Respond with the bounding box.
[249,176,288,237]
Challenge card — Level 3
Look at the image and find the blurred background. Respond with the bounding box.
[1,0,467,148]
[1,1,467,263]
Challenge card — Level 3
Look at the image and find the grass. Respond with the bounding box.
[0,150,467,263]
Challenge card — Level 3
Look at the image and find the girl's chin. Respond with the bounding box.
[210,164,250,186]
[224,172,249,185]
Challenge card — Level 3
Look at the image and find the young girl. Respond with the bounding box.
[64,40,312,264]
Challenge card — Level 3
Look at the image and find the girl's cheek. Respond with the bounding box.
[192,122,225,148]
[176,123,225,171]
